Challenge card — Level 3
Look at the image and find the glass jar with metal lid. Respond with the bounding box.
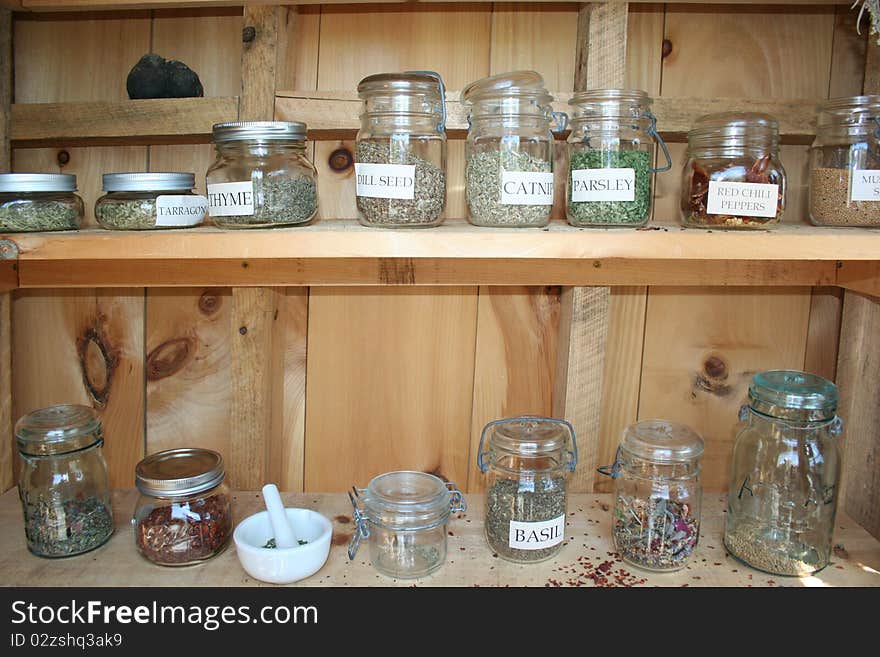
[133,448,232,566]
[16,405,113,558]
[477,416,577,563]
[348,471,465,578]
[809,95,880,226]
[95,172,207,230]
[682,112,785,229]
[206,121,318,229]
[0,173,83,232]
[566,89,671,227]
[599,420,704,572]
[725,370,842,577]
[354,71,447,227]
[462,70,567,227]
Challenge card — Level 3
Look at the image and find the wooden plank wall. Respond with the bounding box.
[6,5,868,503]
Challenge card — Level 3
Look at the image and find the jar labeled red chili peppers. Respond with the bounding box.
[133,448,232,566]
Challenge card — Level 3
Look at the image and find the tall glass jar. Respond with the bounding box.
[133,448,233,566]
[477,416,576,563]
[462,71,566,227]
[725,370,842,577]
[96,172,207,230]
[599,420,703,572]
[809,95,880,226]
[682,112,786,229]
[16,405,113,558]
[354,72,447,227]
[348,471,465,579]
[206,121,318,228]
[566,89,670,227]
[0,173,83,232]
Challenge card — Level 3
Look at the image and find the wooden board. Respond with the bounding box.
[803,286,843,382]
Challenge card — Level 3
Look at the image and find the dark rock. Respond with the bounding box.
[164,59,204,98]
[127,54,167,100]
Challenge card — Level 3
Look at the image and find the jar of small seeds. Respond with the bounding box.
[462,71,567,227]
[348,471,466,579]
[682,112,786,229]
[16,405,113,558]
[0,173,83,232]
[206,121,318,228]
[354,72,447,227]
[95,172,207,230]
[600,419,704,572]
[566,89,670,227]
[477,416,576,563]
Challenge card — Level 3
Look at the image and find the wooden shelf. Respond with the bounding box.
[1,489,877,587]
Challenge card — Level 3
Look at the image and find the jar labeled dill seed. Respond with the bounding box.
[566,89,670,227]
[354,72,447,227]
[0,173,83,232]
[95,173,207,230]
[682,112,786,229]
[599,420,703,572]
[206,121,318,229]
[478,416,576,563]
[16,405,113,558]
[809,95,880,226]
[462,71,566,227]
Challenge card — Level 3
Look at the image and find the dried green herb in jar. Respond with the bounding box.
[23,495,114,558]
[96,198,159,230]
[486,476,566,562]
[466,151,553,227]
[567,150,651,226]
[0,174,83,232]
[216,177,317,227]
[96,173,207,230]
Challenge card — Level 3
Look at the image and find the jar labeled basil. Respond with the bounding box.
[133,448,232,566]
[17,405,113,558]
[0,173,83,232]
[809,95,880,226]
[462,71,567,227]
[96,173,207,230]
[566,89,670,227]
[682,112,785,229]
[206,121,318,228]
[599,420,704,572]
[478,416,576,563]
[725,371,842,577]
[355,72,447,227]
[348,471,465,578]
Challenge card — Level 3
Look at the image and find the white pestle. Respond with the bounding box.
[261,483,301,548]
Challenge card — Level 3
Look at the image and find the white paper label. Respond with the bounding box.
[850,169,880,202]
[155,195,208,227]
[508,515,566,550]
[570,168,636,202]
[706,181,779,218]
[207,181,254,217]
[500,170,554,205]
[355,163,416,200]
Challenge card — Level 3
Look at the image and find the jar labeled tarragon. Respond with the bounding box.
[0,173,83,232]
[354,72,447,227]
[96,172,207,230]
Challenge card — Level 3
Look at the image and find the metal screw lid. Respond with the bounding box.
[135,448,226,498]
[102,172,195,192]
[620,419,705,464]
[212,121,307,143]
[15,404,103,456]
[0,173,77,193]
[748,370,838,422]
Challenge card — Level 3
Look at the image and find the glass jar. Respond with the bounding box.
[0,173,83,232]
[725,370,843,577]
[206,121,318,228]
[599,419,703,572]
[348,471,465,579]
[133,448,232,566]
[809,95,880,226]
[462,71,566,227]
[477,416,576,563]
[354,71,447,227]
[16,405,113,558]
[566,89,670,227]
[95,172,207,230]
[682,112,786,229]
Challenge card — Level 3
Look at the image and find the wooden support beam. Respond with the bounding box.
[0,8,13,494]
[240,5,281,122]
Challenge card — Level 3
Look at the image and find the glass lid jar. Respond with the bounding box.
[96,172,207,230]
[0,173,84,232]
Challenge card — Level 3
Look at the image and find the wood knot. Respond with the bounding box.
[57,150,70,167]
[333,515,351,524]
[703,354,728,380]
[331,533,352,547]
[198,289,222,315]
[77,327,118,407]
[661,38,673,59]
[693,353,733,397]
[239,326,248,336]
[146,337,195,381]
[328,147,353,173]
[242,26,256,43]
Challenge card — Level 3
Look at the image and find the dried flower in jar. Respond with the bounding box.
[135,493,231,565]
[613,495,698,570]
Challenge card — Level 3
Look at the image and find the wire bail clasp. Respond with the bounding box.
[347,486,370,560]
[597,446,623,480]
[405,69,446,133]
[478,416,578,474]
[647,110,673,173]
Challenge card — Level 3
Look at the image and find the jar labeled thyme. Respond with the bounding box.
[355,72,447,227]
[566,89,670,227]
[0,173,83,232]
[95,173,206,230]
[206,121,318,229]
[462,71,566,227]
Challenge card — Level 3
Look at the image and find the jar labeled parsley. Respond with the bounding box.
[0,173,83,232]
[96,173,206,230]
